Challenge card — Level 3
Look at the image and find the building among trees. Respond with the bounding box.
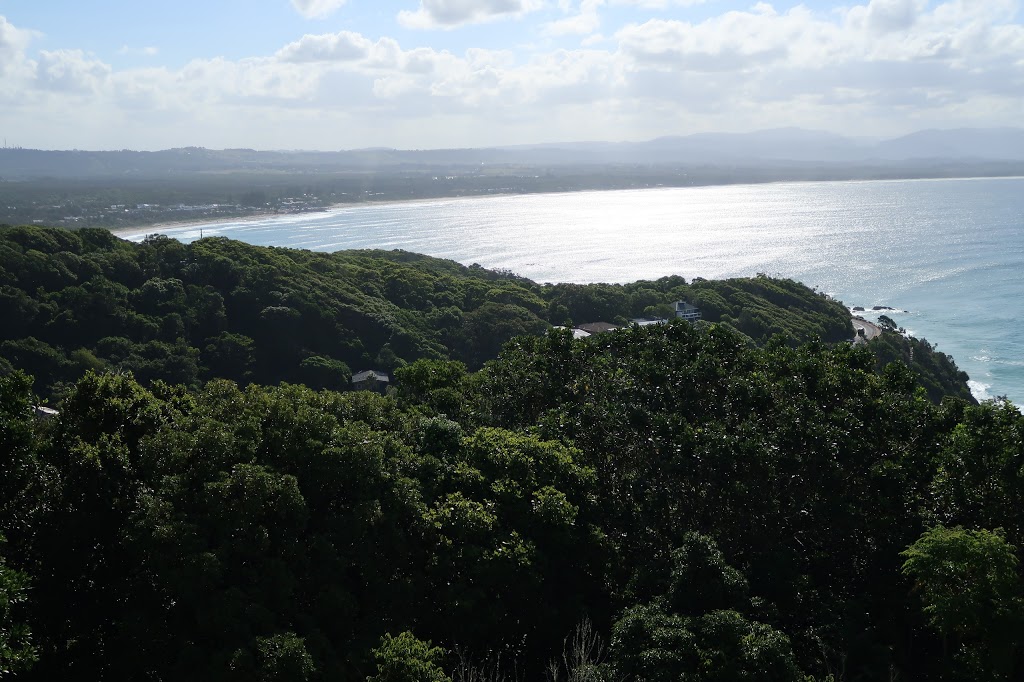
[352,369,390,393]
[674,301,702,321]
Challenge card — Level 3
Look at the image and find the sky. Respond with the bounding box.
[0,0,1022,150]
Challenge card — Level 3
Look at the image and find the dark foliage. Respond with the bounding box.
[0,226,1008,682]
[0,226,888,401]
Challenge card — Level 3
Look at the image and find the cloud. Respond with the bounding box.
[542,0,603,36]
[398,0,543,29]
[540,0,710,38]
[34,49,111,93]
[864,0,923,34]
[6,1,1024,150]
[118,45,160,57]
[609,0,707,6]
[0,15,34,75]
[602,0,1024,136]
[543,12,601,36]
[291,0,348,19]
[178,56,324,102]
[615,7,814,72]
[276,31,372,62]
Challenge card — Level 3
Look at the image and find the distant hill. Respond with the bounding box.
[500,127,1024,164]
[874,128,1024,160]
[2,128,1024,179]
[0,225,972,405]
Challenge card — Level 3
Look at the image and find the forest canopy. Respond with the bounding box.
[0,225,968,402]
[0,225,1010,682]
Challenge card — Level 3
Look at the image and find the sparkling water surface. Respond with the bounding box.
[119,177,1024,405]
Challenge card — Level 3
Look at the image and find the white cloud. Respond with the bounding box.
[290,0,348,19]
[539,0,711,40]
[34,49,111,93]
[865,0,924,34]
[610,0,707,6]
[543,12,601,36]
[5,1,1024,150]
[178,56,324,102]
[398,0,543,29]
[0,15,34,75]
[603,0,1024,136]
[615,8,813,72]
[118,45,160,57]
[542,0,603,36]
[276,31,372,62]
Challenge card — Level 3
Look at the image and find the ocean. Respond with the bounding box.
[119,176,1024,406]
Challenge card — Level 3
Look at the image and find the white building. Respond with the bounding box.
[674,301,702,321]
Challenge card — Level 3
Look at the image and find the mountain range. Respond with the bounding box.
[2,128,1023,179]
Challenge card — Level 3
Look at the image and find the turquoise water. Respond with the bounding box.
[120,177,1024,406]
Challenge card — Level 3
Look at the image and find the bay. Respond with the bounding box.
[119,176,1024,406]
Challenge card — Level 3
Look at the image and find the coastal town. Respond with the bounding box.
[18,194,329,230]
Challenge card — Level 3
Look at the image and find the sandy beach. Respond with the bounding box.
[109,191,550,239]
[109,209,322,238]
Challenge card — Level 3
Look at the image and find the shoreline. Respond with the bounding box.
[109,174,1024,238]
[110,193,522,237]
[110,212,284,237]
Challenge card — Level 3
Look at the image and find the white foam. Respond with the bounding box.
[968,380,992,402]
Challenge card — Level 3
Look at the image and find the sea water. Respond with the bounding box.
[119,177,1024,406]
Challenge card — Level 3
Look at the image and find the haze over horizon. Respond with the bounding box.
[2,0,1023,152]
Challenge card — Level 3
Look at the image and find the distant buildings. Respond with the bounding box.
[561,302,701,340]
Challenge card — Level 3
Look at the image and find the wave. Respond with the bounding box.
[968,380,992,402]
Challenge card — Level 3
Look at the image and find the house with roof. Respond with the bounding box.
[32,405,60,420]
[575,322,620,335]
[630,317,668,327]
[554,326,593,338]
[351,369,390,393]
[673,301,702,321]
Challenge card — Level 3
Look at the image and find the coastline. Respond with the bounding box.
[110,211,284,238]
[109,193,520,238]
[109,174,1024,238]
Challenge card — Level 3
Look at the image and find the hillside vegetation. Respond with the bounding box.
[0,324,1020,681]
[0,225,1005,682]
[0,225,968,402]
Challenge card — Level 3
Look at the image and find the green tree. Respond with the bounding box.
[901,525,1023,677]
[0,538,37,677]
[368,632,450,682]
[298,355,351,390]
[611,603,803,682]
[203,332,257,382]
[254,633,316,682]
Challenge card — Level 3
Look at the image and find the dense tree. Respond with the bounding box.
[0,538,36,677]
[902,526,1023,678]
[368,632,450,682]
[0,226,1010,682]
[2,226,908,400]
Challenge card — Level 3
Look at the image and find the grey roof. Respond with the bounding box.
[576,322,619,334]
[352,370,390,383]
[32,405,60,419]
[556,325,593,338]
